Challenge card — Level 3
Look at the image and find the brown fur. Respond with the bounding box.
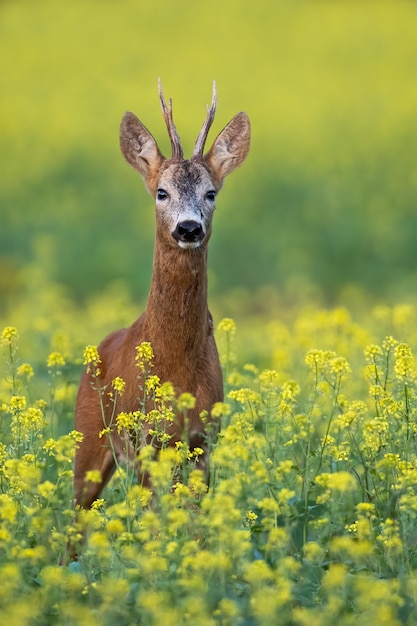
[73,85,250,508]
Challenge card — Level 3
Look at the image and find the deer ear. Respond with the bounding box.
[120,112,165,187]
[204,112,250,184]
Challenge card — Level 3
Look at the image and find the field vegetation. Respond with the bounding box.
[2,306,417,624]
[2,1,417,624]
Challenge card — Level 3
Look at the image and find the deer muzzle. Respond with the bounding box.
[172,220,205,248]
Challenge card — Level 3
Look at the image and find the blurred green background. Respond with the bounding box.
[2,0,417,319]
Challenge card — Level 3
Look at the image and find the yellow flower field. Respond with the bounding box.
[2,294,417,625]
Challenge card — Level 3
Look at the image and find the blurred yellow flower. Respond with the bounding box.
[364,343,383,363]
[0,494,18,522]
[217,317,236,335]
[228,388,259,404]
[177,392,196,411]
[37,480,55,500]
[0,326,18,346]
[211,402,231,418]
[85,470,102,483]
[394,342,414,380]
[47,351,66,367]
[106,519,125,536]
[17,363,34,378]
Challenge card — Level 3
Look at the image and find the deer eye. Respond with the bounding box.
[206,190,216,202]
[157,189,169,201]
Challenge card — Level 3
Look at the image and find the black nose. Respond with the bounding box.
[173,220,204,243]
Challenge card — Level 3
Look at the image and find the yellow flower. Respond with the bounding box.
[106,519,125,536]
[364,344,383,363]
[0,528,11,545]
[394,342,414,380]
[43,438,56,455]
[258,497,279,515]
[244,363,259,376]
[112,376,126,395]
[377,518,403,554]
[157,381,175,401]
[91,498,106,510]
[315,471,356,492]
[362,415,389,455]
[167,508,188,532]
[188,470,207,496]
[82,345,101,366]
[141,555,168,575]
[20,407,44,433]
[329,356,351,376]
[135,342,154,371]
[128,484,152,507]
[17,363,34,378]
[0,494,18,522]
[244,560,274,584]
[88,531,110,553]
[211,402,231,418]
[115,411,140,433]
[145,375,160,393]
[9,395,26,412]
[1,326,18,346]
[173,482,190,499]
[69,430,84,443]
[305,349,335,372]
[275,460,293,479]
[382,335,398,352]
[17,545,46,562]
[377,453,401,469]
[85,470,102,483]
[47,351,66,367]
[281,380,301,399]
[174,440,190,463]
[217,317,236,335]
[40,565,65,587]
[303,541,325,564]
[322,563,348,590]
[228,388,259,404]
[277,488,296,504]
[37,480,55,500]
[369,384,384,398]
[214,598,240,620]
[245,510,258,527]
[259,369,280,387]
[99,426,111,438]
[357,502,377,517]
[177,392,196,411]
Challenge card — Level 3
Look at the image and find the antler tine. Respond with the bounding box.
[158,78,183,160]
[192,81,217,161]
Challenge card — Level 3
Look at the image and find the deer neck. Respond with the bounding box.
[144,240,210,369]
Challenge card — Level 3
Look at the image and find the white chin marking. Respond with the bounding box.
[177,240,201,250]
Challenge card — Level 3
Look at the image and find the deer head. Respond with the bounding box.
[119,80,250,250]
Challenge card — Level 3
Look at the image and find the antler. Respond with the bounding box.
[192,81,217,161]
[158,78,183,160]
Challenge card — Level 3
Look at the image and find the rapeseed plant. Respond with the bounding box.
[2,309,417,624]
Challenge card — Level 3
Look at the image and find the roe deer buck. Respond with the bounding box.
[73,80,250,508]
